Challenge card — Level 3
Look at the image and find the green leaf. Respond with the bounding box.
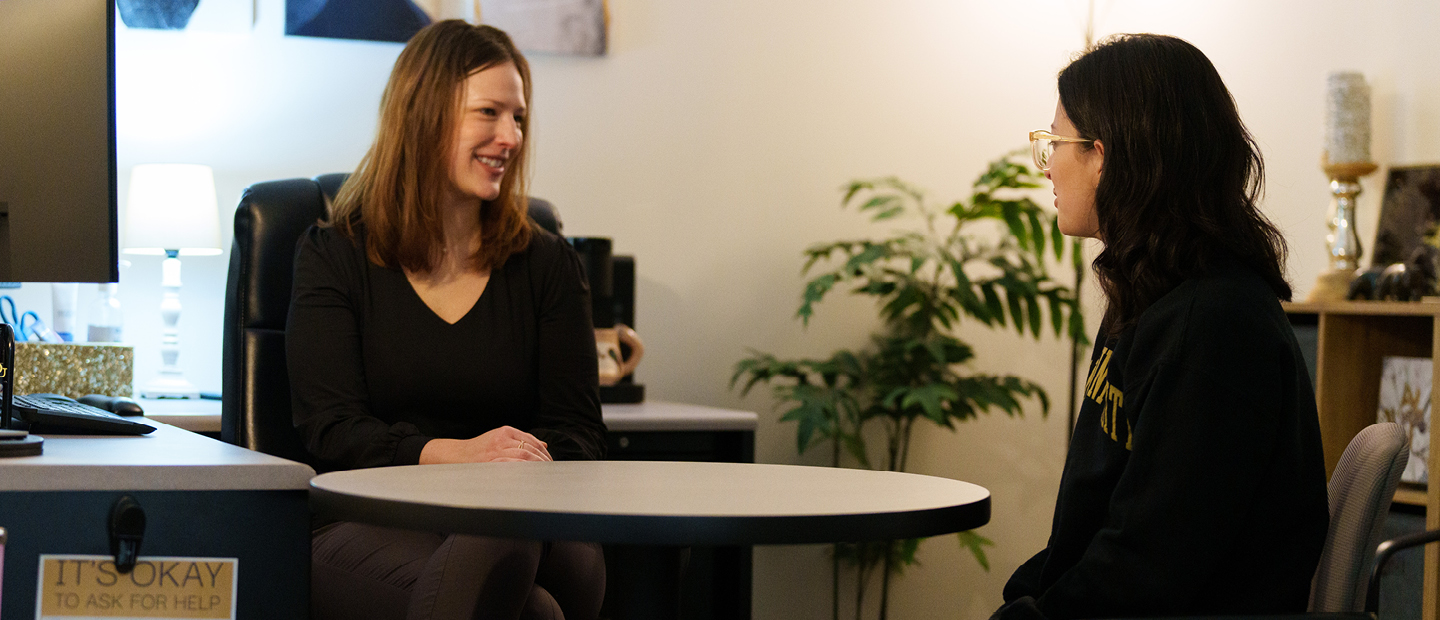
[888,538,924,575]
[947,200,975,221]
[874,205,905,220]
[1047,292,1064,337]
[842,243,888,276]
[924,339,947,365]
[881,386,908,410]
[831,349,864,378]
[859,195,896,212]
[856,280,898,297]
[778,402,818,453]
[1027,211,1046,263]
[1004,288,1025,335]
[1025,294,1042,338]
[1051,216,1065,261]
[1000,202,1028,250]
[841,180,874,206]
[956,530,994,571]
[880,284,927,326]
[980,283,1005,327]
[902,383,958,424]
[798,273,839,325]
[1069,302,1088,342]
[842,433,872,469]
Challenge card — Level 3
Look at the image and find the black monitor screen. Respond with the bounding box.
[0,0,119,283]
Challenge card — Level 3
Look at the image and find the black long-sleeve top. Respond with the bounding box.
[286,224,606,474]
[995,259,1329,619]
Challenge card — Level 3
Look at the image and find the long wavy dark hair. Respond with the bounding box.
[1059,34,1291,335]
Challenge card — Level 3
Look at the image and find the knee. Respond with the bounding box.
[450,535,544,574]
[538,542,605,620]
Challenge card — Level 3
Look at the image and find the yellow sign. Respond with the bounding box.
[36,555,237,620]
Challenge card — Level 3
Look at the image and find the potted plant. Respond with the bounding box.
[733,152,1086,620]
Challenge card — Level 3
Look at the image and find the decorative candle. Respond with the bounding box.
[1325,71,1371,165]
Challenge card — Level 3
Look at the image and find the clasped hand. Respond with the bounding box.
[418,425,552,464]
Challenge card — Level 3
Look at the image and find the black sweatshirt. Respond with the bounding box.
[995,260,1329,619]
[286,225,606,474]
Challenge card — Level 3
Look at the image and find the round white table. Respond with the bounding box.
[310,461,990,617]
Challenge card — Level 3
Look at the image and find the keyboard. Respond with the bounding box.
[11,394,156,435]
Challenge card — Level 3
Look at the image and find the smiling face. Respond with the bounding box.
[446,62,526,204]
[1047,101,1104,239]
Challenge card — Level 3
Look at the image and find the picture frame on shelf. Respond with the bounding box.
[1377,355,1432,484]
[1372,164,1440,268]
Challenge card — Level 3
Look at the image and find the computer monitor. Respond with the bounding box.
[0,0,119,283]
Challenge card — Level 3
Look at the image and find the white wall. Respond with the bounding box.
[21,0,1437,617]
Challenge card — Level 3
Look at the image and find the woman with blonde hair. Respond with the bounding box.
[287,21,607,620]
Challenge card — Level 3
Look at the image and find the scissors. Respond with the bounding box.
[0,296,41,342]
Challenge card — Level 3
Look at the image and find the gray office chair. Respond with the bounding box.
[220,173,563,463]
[1310,422,1409,614]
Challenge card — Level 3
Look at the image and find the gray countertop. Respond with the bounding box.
[138,399,760,435]
[0,422,315,491]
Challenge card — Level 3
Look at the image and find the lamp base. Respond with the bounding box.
[1308,268,1357,302]
[140,374,200,400]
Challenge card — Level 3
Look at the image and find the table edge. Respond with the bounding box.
[309,486,990,546]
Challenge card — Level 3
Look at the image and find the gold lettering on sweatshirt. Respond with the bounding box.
[1084,346,1129,450]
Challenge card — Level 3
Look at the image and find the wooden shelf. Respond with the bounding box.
[1286,301,1440,620]
[1284,300,1440,316]
[1397,485,1429,507]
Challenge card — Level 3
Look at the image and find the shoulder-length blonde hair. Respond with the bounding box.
[328,21,533,272]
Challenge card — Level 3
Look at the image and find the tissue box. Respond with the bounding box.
[15,342,133,398]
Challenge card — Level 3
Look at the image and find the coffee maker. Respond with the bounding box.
[568,237,644,404]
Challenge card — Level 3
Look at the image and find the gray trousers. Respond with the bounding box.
[312,522,606,620]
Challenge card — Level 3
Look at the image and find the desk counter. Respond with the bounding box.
[603,400,757,432]
[137,398,760,435]
[0,424,312,619]
[0,423,314,491]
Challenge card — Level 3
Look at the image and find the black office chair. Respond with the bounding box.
[220,173,564,463]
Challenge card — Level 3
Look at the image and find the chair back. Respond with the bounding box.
[1309,422,1410,612]
[221,173,564,463]
[221,174,346,464]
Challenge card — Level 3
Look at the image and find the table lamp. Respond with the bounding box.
[123,164,221,399]
[1308,71,1378,302]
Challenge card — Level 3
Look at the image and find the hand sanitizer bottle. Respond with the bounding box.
[87,283,123,343]
[51,283,78,341]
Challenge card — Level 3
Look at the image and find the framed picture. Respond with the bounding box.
[1372,164,1440,268]
[1377,355,1432,484]
[479,0,606,56]
[286,0,607,55]
[117,0,255,32]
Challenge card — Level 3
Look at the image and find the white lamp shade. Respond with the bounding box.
[123,164,222,256]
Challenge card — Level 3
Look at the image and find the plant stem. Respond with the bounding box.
[897,417,912,472]
[832,433,841,620]
[880,543,893,620]
[886,416,901,473]
[855,554,867,620]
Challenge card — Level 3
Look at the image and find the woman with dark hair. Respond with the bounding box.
[287,21,606,620]
[995,34,1329,619]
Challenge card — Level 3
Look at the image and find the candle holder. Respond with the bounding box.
[1308,159,1380,302]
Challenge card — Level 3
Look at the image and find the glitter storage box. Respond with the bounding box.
[14,343,133,398]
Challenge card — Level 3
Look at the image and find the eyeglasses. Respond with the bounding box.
[1028,130,1094,172]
